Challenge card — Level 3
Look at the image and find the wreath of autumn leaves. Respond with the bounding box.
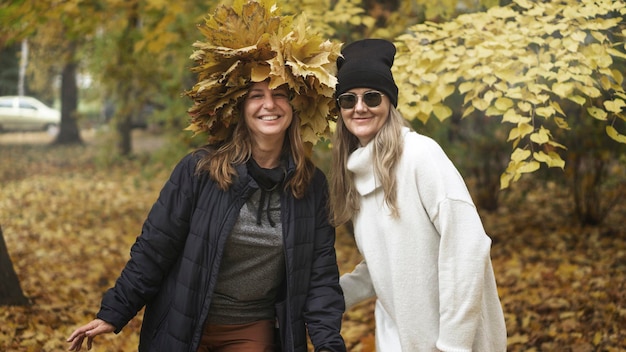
[184,0,342,145]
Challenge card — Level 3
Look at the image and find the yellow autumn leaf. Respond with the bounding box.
[571,30,587,43]
[603,99,626,113]
[552,82,574,98]
[592,52,614,69]
[494,68,526,85]
[433,104,452,121]
[472,97,490,111]
[476,46,495,58]
[485,106,502,117]
[606,48,626,59]
[606,125,626,143]
[599,76,613,91]
[577,84,601,98]
[568,95,587,105]
[517,101,532,113]
[422,73,439,82]
[488,6,518,18]
[436,84,455,101]
[518,160,541,173]
[459,81,476,94]
[511,148,531,162]
[593,331,603,345]
[483,75,497,86]
[417,100,434,115]
[533,151,565,168]
[535,106,555,118]
[502,109,531,124]
[495,97,514,111]
[461,105,476,118]
[514,0,534,9]
[551,101,565,116]
[500,171,513,189]
[483,90,497,105]
[530,127,550,144]
[587,107,608,120]
[507,334,529,345]
[553,116,569,129]
[547,139,567,149]
[515,122,534,139]
[505,86,524,100]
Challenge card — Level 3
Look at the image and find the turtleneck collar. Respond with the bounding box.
[347,141,379,196]
[347,127,410,196]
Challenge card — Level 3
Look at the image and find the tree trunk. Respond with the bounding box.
[54,41,83,145]
[115,2,140,156]
[116,114,133,156]
[0,226,29,306]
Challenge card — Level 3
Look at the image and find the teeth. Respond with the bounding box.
[260,116,279,121]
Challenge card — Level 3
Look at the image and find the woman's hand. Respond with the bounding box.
[67,319,115,351]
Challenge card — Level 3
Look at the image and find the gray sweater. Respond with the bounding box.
[208,188,285,324]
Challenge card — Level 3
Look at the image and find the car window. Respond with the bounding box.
[19,101,37,110]
[0,99,13,108]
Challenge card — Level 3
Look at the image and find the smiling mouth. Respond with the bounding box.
[260,115,280,121]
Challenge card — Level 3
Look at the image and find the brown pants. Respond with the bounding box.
[196,320,276,352]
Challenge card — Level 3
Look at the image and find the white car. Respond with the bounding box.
[0,96,61,133]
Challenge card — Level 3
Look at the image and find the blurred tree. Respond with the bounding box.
[87,0,215,155]
[451,112,511,211]
[0,43,20,96]
[556,98,626,225]
[394,0,626,190]
[114,1,141,156]
[0,0,108,145]
[0,0,499,153]
[0,226,29,306]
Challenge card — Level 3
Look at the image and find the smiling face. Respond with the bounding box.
[338,87,391,146]
[243,81,293,145]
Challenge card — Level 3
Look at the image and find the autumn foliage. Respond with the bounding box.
[394,0,626,189]
[1,131,625,351]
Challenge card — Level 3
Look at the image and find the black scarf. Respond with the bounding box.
[246,158,286,227]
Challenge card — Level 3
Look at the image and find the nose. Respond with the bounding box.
[263,94,276,109]
[354,96,368,112]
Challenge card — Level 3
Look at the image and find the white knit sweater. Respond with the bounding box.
[340,128,507,352]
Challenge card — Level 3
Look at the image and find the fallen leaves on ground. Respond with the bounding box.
[0,139,625,351]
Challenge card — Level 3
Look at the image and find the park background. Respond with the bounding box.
[1,0,625,351]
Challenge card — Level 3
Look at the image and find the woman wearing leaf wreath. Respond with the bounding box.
[66,2,345,351]
[329,38,507,351]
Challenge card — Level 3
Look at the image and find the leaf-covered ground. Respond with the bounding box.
[0,131,624,351]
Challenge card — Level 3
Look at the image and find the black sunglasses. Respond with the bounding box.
[337,91,385,109]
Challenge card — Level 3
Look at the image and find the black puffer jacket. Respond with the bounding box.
[96,150,346,352]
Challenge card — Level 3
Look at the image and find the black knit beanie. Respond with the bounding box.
[335,38,398,107]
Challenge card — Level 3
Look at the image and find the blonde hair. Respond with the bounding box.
[196,113,314,199]
[329,106,411,226]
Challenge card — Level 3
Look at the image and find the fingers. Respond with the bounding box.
[67,328,89,351]
[67,334,85,351]
[87,335,94,350]
[67,319,114,351]
[67,320,98,341]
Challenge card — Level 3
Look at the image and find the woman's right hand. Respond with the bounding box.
[67,318,115,351]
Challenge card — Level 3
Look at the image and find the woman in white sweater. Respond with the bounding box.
[329,38,507,352]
